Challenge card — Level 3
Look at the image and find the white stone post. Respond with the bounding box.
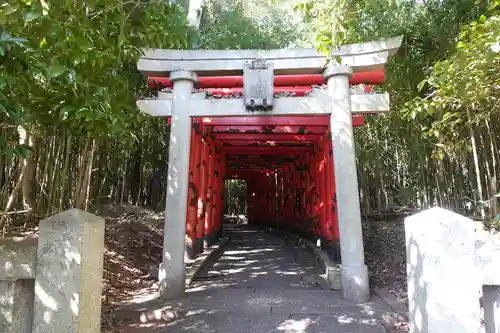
[405,208,481,333]
[0,237,37,333]
[159,70,197,299]
[324,65,369,303]
[32,209,105,333]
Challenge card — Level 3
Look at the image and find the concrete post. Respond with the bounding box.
[324,65,369,303]
[33,209,105,333]
[0,237,37,333]
[405,208,481,333]
[159,70,197,299]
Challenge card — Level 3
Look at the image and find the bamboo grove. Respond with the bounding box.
[0,0,499,233]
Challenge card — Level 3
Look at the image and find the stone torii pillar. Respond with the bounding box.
[325,65,369,303]
[159,70,197,299]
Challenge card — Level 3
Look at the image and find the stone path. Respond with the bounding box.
[115,224,388,333]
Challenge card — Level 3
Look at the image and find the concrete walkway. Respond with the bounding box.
[116,224,388,333]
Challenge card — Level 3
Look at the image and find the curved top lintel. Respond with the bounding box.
[137,36,403,77]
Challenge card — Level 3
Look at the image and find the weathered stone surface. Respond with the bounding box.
[0,237,38,279]
[326,264,342,291]
[32,209,105,333]
[405,207,481,333]
[476,233,500,285]
[0,279,34,333]
[483,285,500,333]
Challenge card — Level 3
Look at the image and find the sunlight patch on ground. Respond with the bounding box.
[277,318,314,332]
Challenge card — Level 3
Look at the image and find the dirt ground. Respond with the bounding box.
[363,217,407,302]
[94,205,165,332]
[363,217,409,333]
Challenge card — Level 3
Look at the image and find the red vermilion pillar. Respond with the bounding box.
[186,126,202,258]
[270,173,277,225]
[303,152,313,237]
[204,133,215,246]
[276,170,283,227]
[289,163,297,229]
[299,155,307,229]
[318,139,328,246]
[312,147,322,240]
[209,143,221,244]
[283,165,291,229]
[297,156,303,227]
[319,132,336,258]
[197,127,209,254]
[324,132,334,241]
[327,133,341,262]
[268,174,274,224]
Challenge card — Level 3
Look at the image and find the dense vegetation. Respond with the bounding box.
[0,0,498,232]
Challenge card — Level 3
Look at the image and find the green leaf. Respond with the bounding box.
[47,65,67,78]
[417,80,426,92]
[24,10,42,22]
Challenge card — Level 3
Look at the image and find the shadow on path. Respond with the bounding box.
[113,224,386,333]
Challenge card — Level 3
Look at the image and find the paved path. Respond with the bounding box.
[116,224,388,333]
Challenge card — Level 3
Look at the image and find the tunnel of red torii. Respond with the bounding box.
[136,36,402,304]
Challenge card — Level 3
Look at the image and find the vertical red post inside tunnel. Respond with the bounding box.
[312,144,322,239]
[277,170,283,224]
[210,143,222,242]
[186,126,201,258]
[292,161,299,229]
[290,164,296,228]
[204,131,216,246]
[270,172,277,223]
[196,127,209,250]
[283,165,290,226]
[317,137,326,243]
[306,152,314,235]
[214,150,226,238]
[327,133,340,260]
[298,155,306,228]
[302,153,311,235]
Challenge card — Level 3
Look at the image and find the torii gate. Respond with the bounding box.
[136,36,402,304]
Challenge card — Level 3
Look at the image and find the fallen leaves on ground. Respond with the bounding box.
[97,204,164,332]
[363,217,409,332]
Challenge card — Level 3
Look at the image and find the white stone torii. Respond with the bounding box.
[136,36,402,303]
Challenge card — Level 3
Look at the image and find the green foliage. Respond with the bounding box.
[294,0,499,216]
[0,0,192,222]
[404,12,500,153]
[1,0,190,144]
[198,0,300,49]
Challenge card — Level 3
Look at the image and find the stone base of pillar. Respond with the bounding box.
[340,264,370,304]
[158,263,185,300]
